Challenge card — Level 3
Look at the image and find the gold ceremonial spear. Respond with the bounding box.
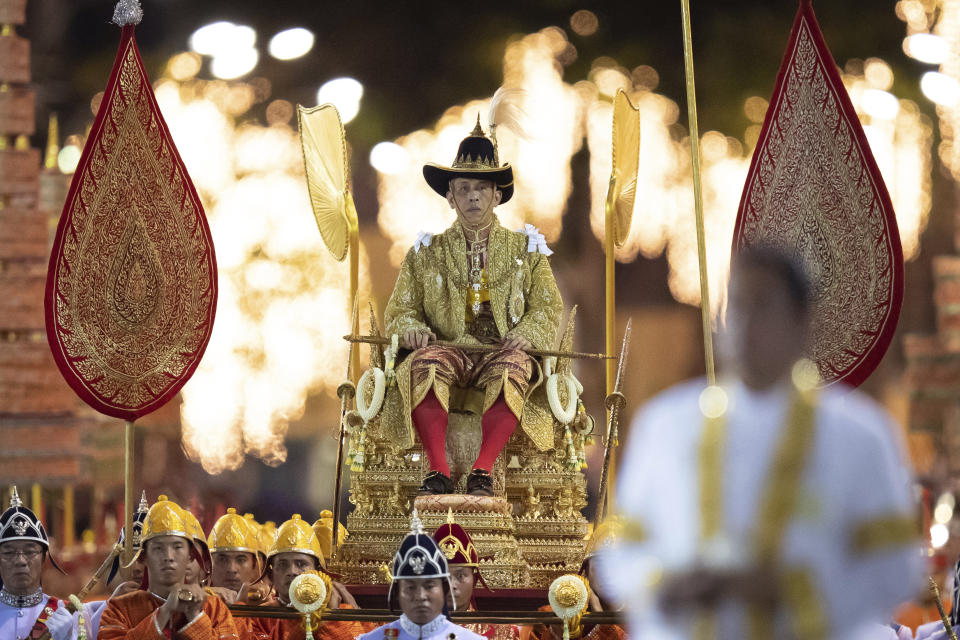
[930,577,960,640]
[596,318,632,525]
[343,334,614,361]
[680,0,716,386]
[298,103,360,557]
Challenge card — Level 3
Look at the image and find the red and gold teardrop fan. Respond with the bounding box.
[44,5,217,421]
[732,0,903,388]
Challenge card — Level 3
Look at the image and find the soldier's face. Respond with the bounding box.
[211,551,258,592]
[447,178,502,228]
[398,578,446,624]
[0,541,44,594]
[270,552,318,603]
[447,566,475,610]
[144,536,191,590]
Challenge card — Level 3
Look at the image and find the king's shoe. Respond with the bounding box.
[418,471,454,495]
[466,469,494,496]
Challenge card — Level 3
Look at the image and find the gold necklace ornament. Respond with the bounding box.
[462,218,493,317]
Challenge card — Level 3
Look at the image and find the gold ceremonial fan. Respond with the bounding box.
[297,104,359,261]
[607,89,640,247]
[297,103,360,378]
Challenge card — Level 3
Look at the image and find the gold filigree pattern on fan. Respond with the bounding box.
[48,40,215,413]
[736,20,897,385]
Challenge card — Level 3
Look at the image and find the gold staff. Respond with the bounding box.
[603,90,640,512]
[680,0,716,385]
[298,103,361,556]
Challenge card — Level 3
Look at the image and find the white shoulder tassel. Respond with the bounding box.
[112,0,144,26]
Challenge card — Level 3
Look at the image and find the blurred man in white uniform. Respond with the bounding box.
[598,246,924,640]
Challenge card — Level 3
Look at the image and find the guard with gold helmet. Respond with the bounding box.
[181,508,212,587]
[208,507,269,605]
[97,495,239,640]
[243,514,373,640]
[312,509,348,563]
[431,510,520,640]
[527,519,626,640]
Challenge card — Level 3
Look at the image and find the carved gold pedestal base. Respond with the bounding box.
[330,427,590,589]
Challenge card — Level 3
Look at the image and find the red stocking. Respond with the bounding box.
[474,395,518,471]
[413,390,450,476]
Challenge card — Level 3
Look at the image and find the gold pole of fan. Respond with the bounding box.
[680,0,716,386]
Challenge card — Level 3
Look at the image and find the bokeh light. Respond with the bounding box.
[167,52,203,82]
[211,47,259,80]
[268,27,315,61]
[570,10,599,37]
[369,142,410,175]
[56,145,81,174]
[922,71,960,106]
[149,63,369,473]
[903,32,949,63]
[316,77,364,124]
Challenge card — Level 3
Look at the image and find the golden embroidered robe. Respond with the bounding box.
[380,217,564,452]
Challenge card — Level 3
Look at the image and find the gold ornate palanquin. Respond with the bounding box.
[329,308,592,588]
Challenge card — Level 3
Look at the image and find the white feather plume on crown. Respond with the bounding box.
[488,87,530,142]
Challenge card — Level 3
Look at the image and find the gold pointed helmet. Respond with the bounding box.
[312,510,348,561]
[268,514,325,569]
[584,517,622,559]
[259,520,277,554]
[140,495,190,544]
[181,509,208,547]
[209,508,260,554]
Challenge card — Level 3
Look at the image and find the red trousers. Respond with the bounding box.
[412,390,518,476]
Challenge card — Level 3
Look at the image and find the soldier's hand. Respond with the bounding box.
[502,333,531,352]
[206,586,238,604]
[403,329,436,350]
[331,581,359,608]
[109,580,139,600]
[167,582,206,620]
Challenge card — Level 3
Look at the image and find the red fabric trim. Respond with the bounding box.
[30,597,59,639]
[44,25,217,421]
[731,2,903,388]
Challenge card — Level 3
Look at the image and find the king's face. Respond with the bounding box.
[447,178,502,227]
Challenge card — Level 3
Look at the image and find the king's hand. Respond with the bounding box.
[502,333,531,351]
[403,329,436,350]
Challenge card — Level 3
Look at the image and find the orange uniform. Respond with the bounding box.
[237,598,374,640]
[97,589,240,640]
[522,605,625,640]
[461,605,521,640]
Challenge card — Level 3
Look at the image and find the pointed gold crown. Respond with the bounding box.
[450,114,499,170]
[268,514,324,568]
[209,508,260,554]
[584,517,622,558]
[141,494,190,544]
[312,509,349,560]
